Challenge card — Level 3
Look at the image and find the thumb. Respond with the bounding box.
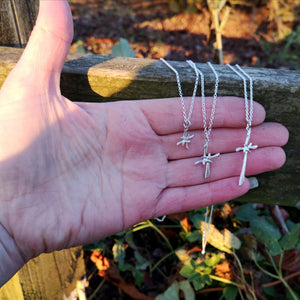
[15,0,73,83]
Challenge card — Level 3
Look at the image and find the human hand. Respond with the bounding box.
[0,0,288,286]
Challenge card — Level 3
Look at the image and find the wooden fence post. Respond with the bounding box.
[0,1,86,299]
[0,0,38,47]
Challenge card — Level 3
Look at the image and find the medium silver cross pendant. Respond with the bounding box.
[236,130,258,186]
[176,128,194,149]
[195,144,220,178]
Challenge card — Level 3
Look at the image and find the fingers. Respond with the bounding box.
[165,146,286,188]
[153,177,251,217]
[15,0,73,86]
[163,122,289,160]
[139,97,266,135]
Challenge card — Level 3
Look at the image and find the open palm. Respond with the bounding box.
[0,0,288,286]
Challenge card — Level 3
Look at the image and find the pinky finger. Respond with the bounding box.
[153,177,252,218]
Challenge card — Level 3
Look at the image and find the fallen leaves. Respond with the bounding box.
[90,250,154,300]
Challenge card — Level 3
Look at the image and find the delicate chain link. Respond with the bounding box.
[160,58,199,127]
[226,64,253,130]
[235,65,254,129]
[206,62,219,143]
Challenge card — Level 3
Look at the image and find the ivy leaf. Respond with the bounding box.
[223,285,238,300]
[156,281,180,300]
[186,231,202,243]
[279,223,300,251]
[235,203,259,222]
[155,280,196,300]
[190,213,205,229]
[192,274,212,290]
[204,252,224,267]
[180,264,196,278]
[112,240,126,265]
[112,38,136,57]
[250,217,281,244]
[135,251,149,270]
[267,240,282,256]
[132,268,144,288]
[178,280,195,300]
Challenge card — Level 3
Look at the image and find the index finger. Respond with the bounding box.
[138,96,266,135]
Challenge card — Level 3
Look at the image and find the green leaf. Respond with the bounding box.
[112,38,136,57]
[250,217,281,244]
[135,251,149,270]
[192,274,212,291]
[112,240,126,265]
[118,263,132,272]
[190,213,205,229]
[279,223,300,251]
[125,231,137,250]
[178,280,195,300]
[204,252,224,267]
[263,285,276,297]
[180,264,196,279]
[191,275,205,290]
[186,231,202,243]
[156,280,196,300]
[235,204,259,222]
[132,268,144,288]
[267,240,283,256]
[156,281,180,300]
[223,285,238,300]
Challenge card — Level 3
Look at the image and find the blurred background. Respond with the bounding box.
[69,0,300,69]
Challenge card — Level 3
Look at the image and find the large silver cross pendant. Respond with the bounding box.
[195,144,220,178]
[176,128,194,149]
[236,130,258,186]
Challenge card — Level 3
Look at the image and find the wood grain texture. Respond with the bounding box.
[0,47,299,207]
[0,0,38,47]
[0,247,85,300]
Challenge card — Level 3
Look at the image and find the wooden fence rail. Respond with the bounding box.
[1,47,299,208]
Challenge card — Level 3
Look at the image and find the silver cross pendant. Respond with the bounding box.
[236,129,258,186]
[177,126,194,149]
[195,143,220,178]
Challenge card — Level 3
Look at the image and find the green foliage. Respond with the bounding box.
[86,203,300,299]
[112,38,136,58]
[223,285,238,300]
[156,280,195,300]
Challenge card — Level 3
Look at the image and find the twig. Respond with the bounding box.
[268,205,289,235]
[262,270,300,288]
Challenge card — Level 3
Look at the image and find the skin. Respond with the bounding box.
[0,0,289,287]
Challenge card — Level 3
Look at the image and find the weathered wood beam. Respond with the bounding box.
[0,0,38,48]
[0,46,299,207]
[0,247,85,299]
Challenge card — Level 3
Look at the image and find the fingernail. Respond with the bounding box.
[248,177,259,189]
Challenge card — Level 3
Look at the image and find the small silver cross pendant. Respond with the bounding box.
[195,144,220,178]
[177,127,194,149]
[236,130,258,186]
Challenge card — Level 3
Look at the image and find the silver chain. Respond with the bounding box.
[202,205,214,255]
[205,62,219,143]
[236,65,254,129]
[186,61,219,254]
[226,64,254,130]
[160,58,199,128]
[227,64,257,186]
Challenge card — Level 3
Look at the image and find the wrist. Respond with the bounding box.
[0,223,27,287]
